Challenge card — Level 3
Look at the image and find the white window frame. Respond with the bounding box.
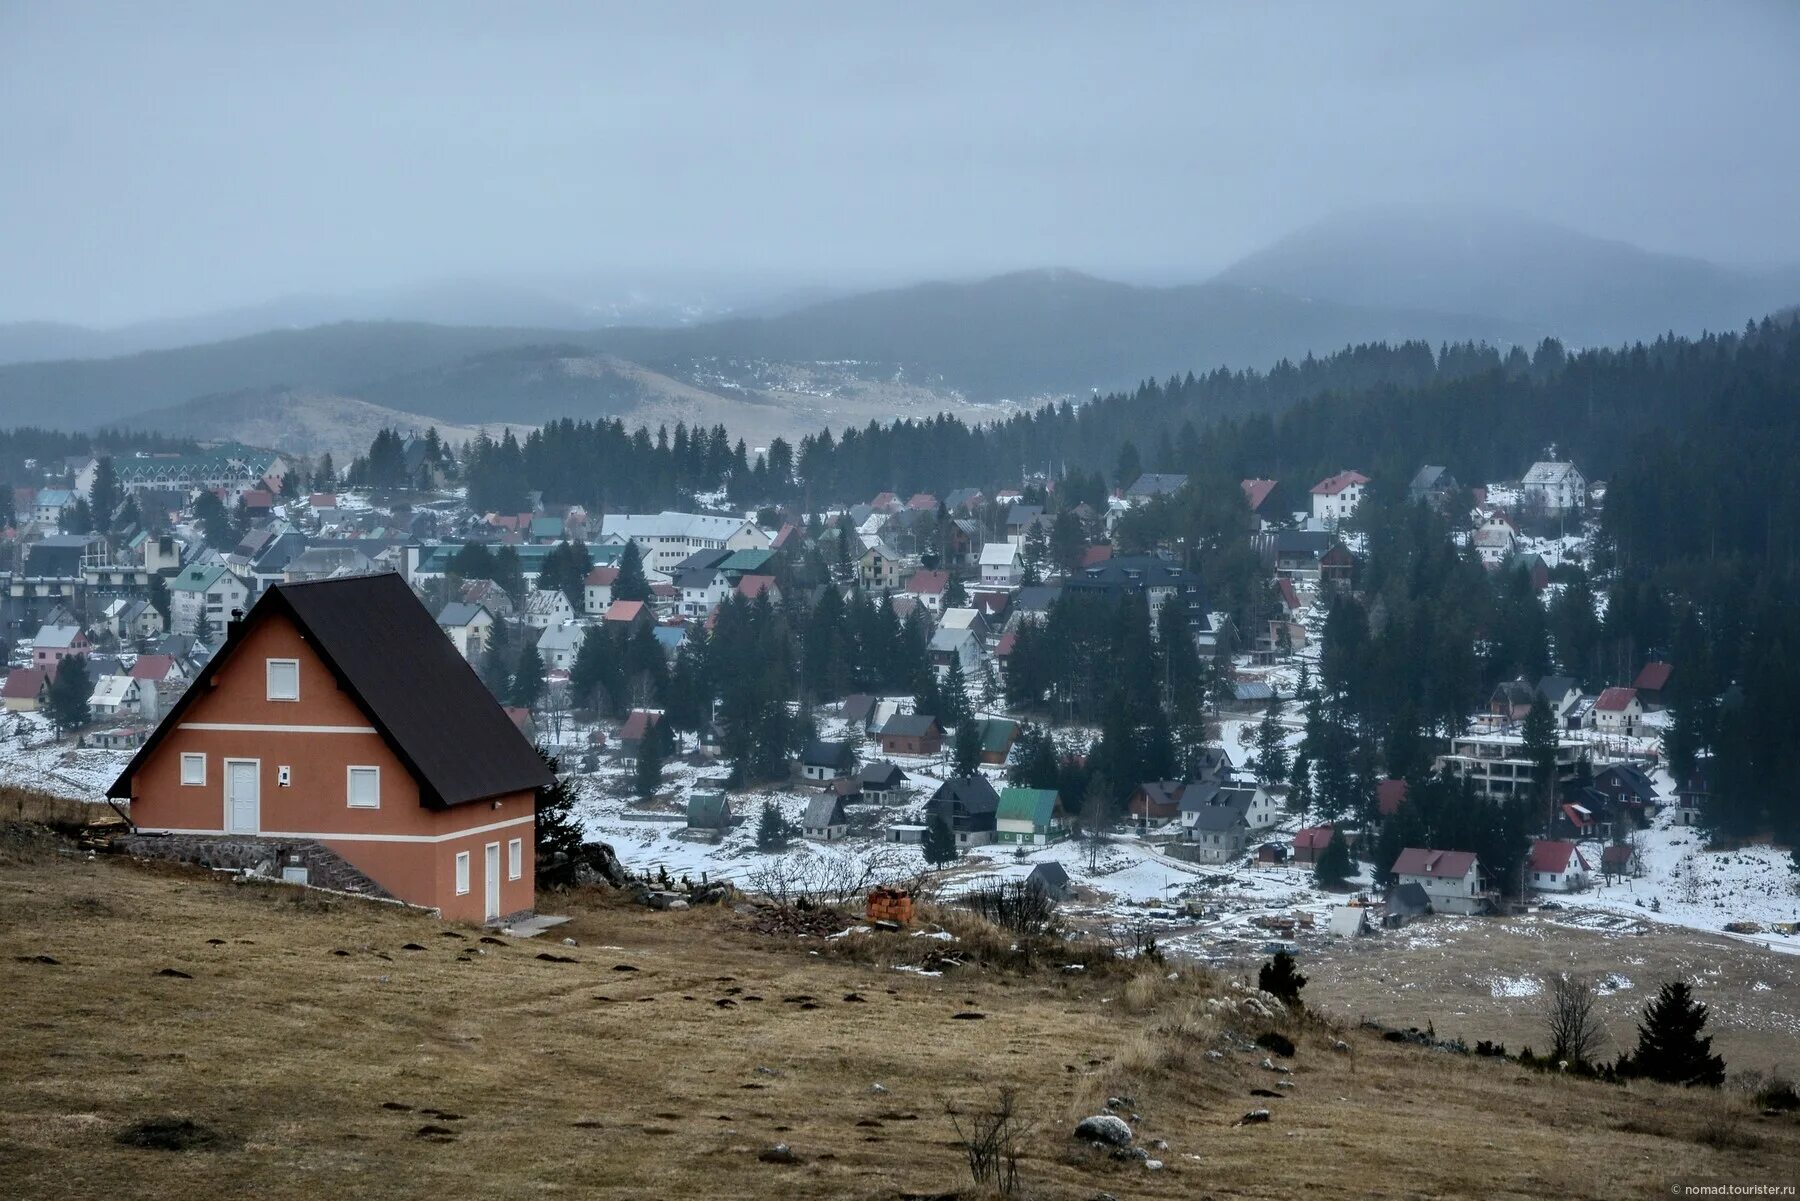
[266,658,300,702]
[508,837,523,880]
[179,752,206,786]
[346,765,380,809]
[454,851,471,895]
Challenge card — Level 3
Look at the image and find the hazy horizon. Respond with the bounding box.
[5,1,1799,326]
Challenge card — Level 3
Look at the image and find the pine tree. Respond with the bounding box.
[953,719,982,776]
[534,746,586,865]
[923,813,959,866]
[47,654,91,735]
[939,655,972,728]
[509,642,544,709]
[755,800,796,852]
[1313,827,1354,888]
[613,539,652,602]
[1621,982,1726,1087]
[1258,949,1307,1008]
[481,619,513,697]
[89,456,119,533]
[633,722,665,798]
[1521,697,1560,831]
[1252,701,1289,787]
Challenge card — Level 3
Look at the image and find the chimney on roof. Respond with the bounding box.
[226,607,246,640]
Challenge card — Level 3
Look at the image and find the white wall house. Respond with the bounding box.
[978,542,1021,587]
[1309,471,1369,524]
[597,512,770,581]
[166,563,250,639]
[1521,460,1587,514]
[1392,848,1486,915]
[1527,840,1589,893]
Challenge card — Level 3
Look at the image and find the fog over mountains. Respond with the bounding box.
[0,206,1793,453]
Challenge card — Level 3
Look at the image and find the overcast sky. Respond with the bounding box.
[3,1,1798,325]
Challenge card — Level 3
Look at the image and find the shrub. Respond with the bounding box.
[1258,950,1307,1008]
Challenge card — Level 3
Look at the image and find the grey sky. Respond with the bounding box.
[3,0,1798,325]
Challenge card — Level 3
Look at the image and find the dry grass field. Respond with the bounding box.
[3,838,1797,1201]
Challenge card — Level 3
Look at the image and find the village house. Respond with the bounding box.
[1240,478,1287,528]
[1590,686,1644,735]
[1309,470,1369,525]
[535,621,583,672]
[582,566,619,615]
[1291,824,1336,864]
[89,673,157,721]
[1407,465,1461,509]
[1391,848,1488,916]
[1122,473,1188,505]
[802,795,850,842]
[925,776,1000,847]
[167,563,251,640]
[1129,779,1186,830]
[1025,861,1074,903]
[103,597,165,642]
[858,540,907,592]
[1535,676,1584,727]
[521,588,575,630]
[799,739,856,782]
[1674,760,1711,827]
[905,569,951,614]
[2,667,49,712]
[1601,842,1644,881]
[928,624,983,679]
[978,542,1022,588]
[975,717,1019,766]
[879,714,944,757]
[33,623,90,670]
[1473,521,1518,568]
[436,602,495,660]
[995,787,1067,846]
[856,761,908,805]
[105,574,551,924]
[1632,661,1674,708]
[1527,839,1590,893]
[602,599,654,633]
[597,512,770,581]
[685,790,732,838]
[1182,794,1252,863]
[616,709,664,765]
[1591,762,1660,828]
[1520,459,1587,515]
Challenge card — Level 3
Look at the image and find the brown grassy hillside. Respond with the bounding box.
[1,847,1794,1200]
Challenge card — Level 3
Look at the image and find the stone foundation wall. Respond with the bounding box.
[117,833,393,899]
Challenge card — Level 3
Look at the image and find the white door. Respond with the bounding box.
[225,760,260,834]
[484,842,502,922]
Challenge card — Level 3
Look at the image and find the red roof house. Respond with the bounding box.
[1632,662,1673,705]
[105,574,551,923]
[1292,824,1335,864]
[1526,839,1589,892]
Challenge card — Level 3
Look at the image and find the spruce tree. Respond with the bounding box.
[953,718,983,776]
[755,800,796,852]
[47,654,91,735]
[1258,949,1307,1007]
[1621,982,1726,1087]
[923,813,959,866]
[509,642,545,709]
[1313,827,1354,888]
[1252,701,1289,787]
[534,746,586,866]
[1521,697,1561,830]
[613,539,652,602]
[633,722,665,798]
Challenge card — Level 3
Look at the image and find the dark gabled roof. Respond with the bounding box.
[804,795,848,828]
[802,739,854,769]
[1386,882,1432,915]
[840,693,877,726]
[1535,675,1578,702]
[881,714,942,739]
[930,775,999,814]
[858,761,907,788]
[108,573,551,807]
[1594,762,1658,803]
[1027,862,1071,890]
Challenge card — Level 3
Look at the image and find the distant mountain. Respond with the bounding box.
[123,387,515,461]
[0,271,1543,433]
[585,268,1538,400]
[1217,204,1800,347]
[0,275,833,366]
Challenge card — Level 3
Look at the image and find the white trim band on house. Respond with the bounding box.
[178,723,380,734]
[134,813,537,844]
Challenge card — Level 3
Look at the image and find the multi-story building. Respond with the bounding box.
[1438,732,1585,801]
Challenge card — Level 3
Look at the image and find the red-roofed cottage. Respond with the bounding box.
[1390,847,1487,915]
[107,575,551,923]
[1526,839,1590,892]
[1590,687,1643,735]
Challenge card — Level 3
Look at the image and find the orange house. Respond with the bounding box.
[108,574,552,924]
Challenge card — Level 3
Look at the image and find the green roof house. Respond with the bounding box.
[995,787,1067,846]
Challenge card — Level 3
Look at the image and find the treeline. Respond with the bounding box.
[0,427,196,485]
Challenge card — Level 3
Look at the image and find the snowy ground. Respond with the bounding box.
[0,711,134,799]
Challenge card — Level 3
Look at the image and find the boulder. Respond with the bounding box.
[1073,1114,1134,1147]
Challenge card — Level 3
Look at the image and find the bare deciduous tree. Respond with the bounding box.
[945,1086,1031,1197]
[1546,973,1605,1067]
